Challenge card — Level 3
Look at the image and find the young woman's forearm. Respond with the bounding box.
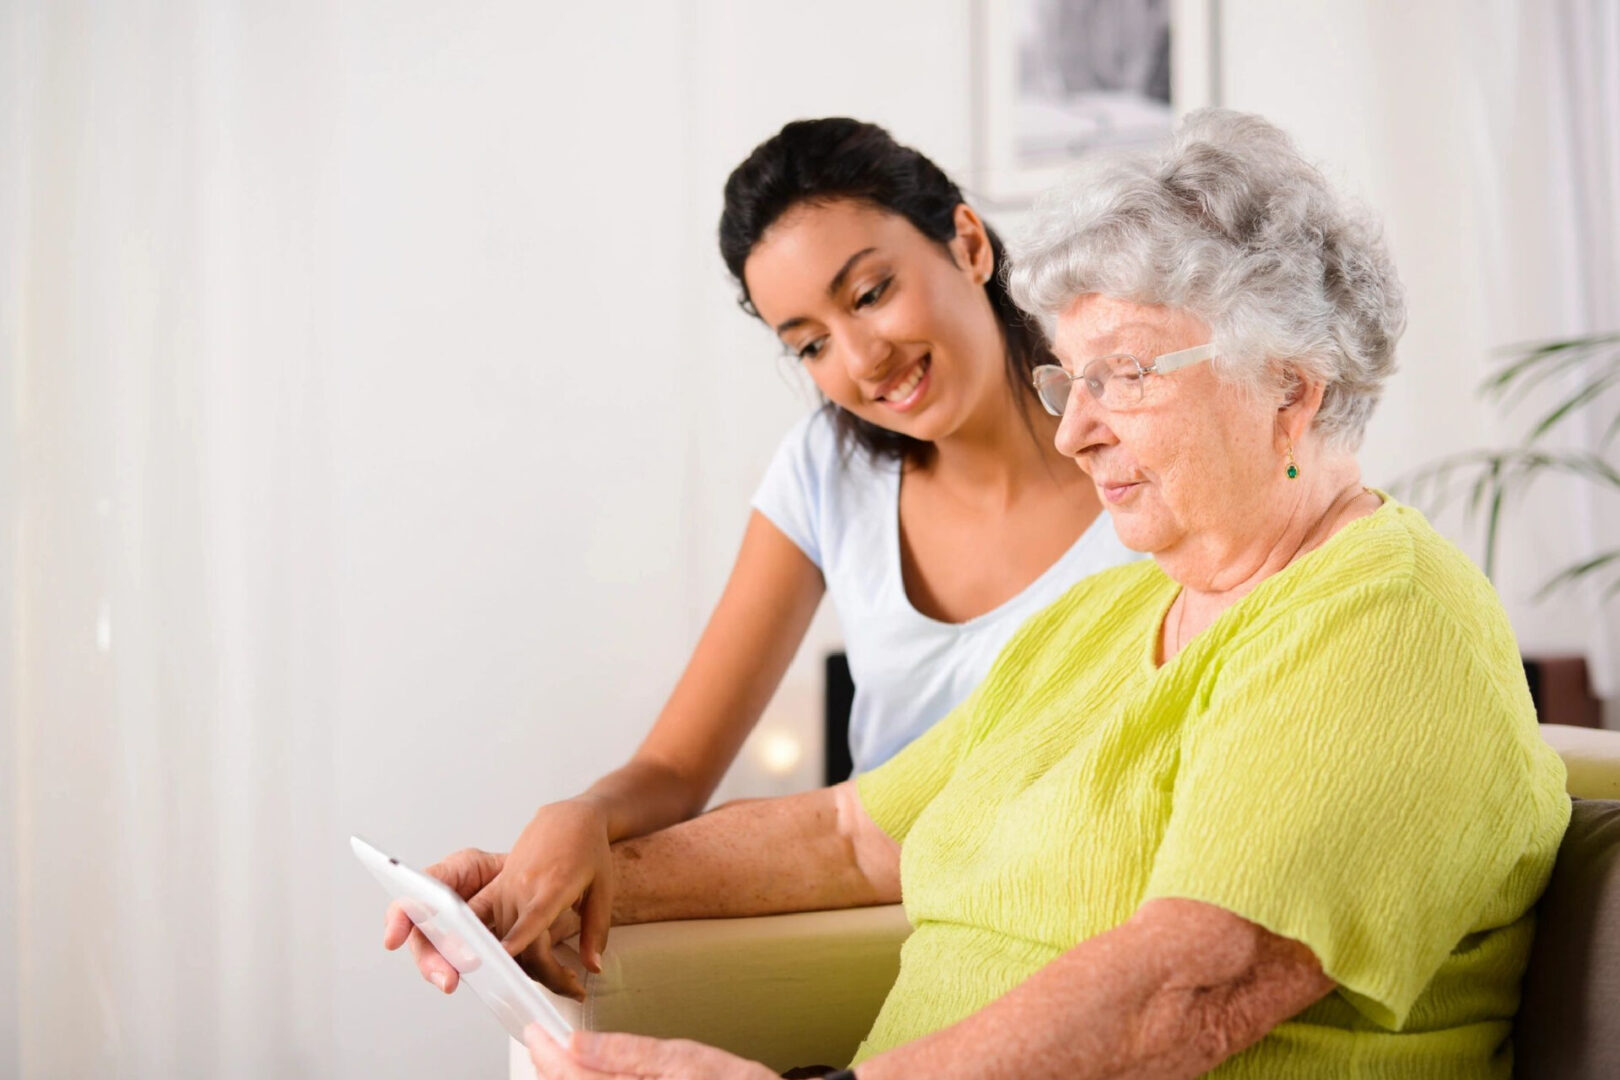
[608,781,901,926]
[575,758,714,843]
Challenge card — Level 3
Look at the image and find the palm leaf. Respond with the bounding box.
[1479,336,1620,447]
[1482,334,1620,402]
[1535,549,1620,600]
[1525,366,1620,443]
[1399,450,1620,499]
[1399,333,1620,602]
[1395,449,1620,578]
[1603,408,1620,451]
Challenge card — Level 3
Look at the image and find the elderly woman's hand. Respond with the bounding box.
[525,1027,779,1080]
[382,847,505,994]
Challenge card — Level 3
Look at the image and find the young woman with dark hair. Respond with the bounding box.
[385,118,1138,997]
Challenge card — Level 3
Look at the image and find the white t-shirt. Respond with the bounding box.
[752,408,1143,772]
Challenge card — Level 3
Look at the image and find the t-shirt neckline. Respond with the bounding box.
[886,461,1113,631]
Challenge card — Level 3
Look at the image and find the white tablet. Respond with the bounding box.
[351,835,574,1045]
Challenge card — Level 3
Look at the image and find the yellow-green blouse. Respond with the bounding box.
[854,498,1569,1076]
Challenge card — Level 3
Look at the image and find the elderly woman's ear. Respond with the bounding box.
[1275,363,1328,446]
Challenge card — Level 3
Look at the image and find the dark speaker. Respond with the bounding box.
[824,652,855,785]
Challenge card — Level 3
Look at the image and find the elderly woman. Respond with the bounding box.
[405,110,1570,1080]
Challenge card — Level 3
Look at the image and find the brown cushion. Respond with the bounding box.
[1515,799,1620,1079]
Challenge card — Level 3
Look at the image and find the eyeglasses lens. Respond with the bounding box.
[1033,367,1070,416]
[1034,357,1149,415]
[1086,356,1145,409]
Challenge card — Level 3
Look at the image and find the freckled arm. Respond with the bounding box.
[607,780,901,925]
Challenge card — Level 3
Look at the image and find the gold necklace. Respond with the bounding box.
[1172,589,1191,656]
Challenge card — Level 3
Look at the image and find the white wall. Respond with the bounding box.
[0,3,21,1064]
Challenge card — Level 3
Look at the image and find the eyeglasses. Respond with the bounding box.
[1032,343,1217,415]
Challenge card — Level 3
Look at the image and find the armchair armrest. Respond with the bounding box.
[509,904,911,1077]
[1540,723,1620,798]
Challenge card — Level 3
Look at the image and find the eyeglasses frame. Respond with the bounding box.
[1032,343,1217,416]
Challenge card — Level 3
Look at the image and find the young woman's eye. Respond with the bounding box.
[795,337,827,362]
[854,278,891,309]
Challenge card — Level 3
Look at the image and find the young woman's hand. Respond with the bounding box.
[526,1028,779,1080]
[463,797,617,1000]
[379,801,609,1002]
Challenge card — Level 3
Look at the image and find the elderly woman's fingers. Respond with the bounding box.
[524,1027,616,1080]
[405,926,460,993]
[382,849,504,993]
[383,900,458,992]
[538,1029,780,1080]
[423,847,506,899]
[382,900,414,950]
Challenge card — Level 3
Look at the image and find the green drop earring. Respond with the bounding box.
[1286,443,1300,480]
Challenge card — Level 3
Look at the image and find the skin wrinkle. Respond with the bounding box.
[520,761,1333,1078]
[1147,913,1328,1067]
[1128,905,1300,1069]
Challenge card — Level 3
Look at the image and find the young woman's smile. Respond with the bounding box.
[874,355,931,411]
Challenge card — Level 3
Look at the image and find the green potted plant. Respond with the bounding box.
[1398,332,1620,598]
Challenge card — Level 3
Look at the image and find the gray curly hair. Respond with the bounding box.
[1008,108,1406,451]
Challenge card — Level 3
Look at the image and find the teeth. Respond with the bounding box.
[884,363,926,402]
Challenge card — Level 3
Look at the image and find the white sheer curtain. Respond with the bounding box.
[1469,0,1620,703]
[3,2,339,1075]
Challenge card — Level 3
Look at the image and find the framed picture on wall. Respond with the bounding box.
[972,0,1220,205]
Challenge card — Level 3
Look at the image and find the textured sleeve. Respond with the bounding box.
[750,409,834,569]
[856,572,1117,845]
[856,680,984,846]
[1142,581,1536,1030]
